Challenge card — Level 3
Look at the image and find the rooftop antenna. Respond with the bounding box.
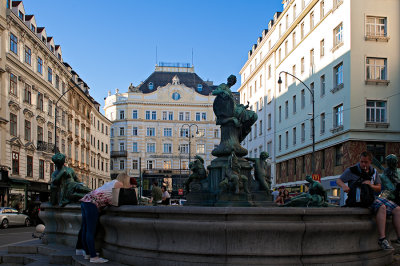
[155,46,158,66]
[191,48,194,67]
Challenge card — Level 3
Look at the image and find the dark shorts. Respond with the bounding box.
[371,197,399,215]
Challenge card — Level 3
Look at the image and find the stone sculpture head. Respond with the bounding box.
[52,153,65,169]
[386,154,398,169]
[305,175,313,183]
[260,152,269,160]
[195,155,204,164]
[227,75,237,87]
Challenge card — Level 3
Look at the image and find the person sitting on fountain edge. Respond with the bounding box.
[336,151,400,250]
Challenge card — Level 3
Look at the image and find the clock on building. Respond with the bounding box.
[172,92,181,100]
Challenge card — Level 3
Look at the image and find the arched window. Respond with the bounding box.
[197,84,203,91]
[148,82,154,90]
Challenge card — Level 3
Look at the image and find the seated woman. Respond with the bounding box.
[161,186,171,205]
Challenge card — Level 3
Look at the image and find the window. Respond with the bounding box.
[48,100,53,116]
[185,112,190,121]
[31,24,36,32]
[335,144,343,166]
[37,126,43,142]
[285,131,289,149]
[55,75,59,89]
[310,11,314,29]
[310,49,314,69]
[278,48,281,62]
[366,58,387,81]
[320,113,325,134]
[120,160,125,170]
[286,14,289,29]
[110,128,114,137]
[293,95,297,114]
[293,127,296,145]
[147,127,155,136]
[197,84,203,91]
[285,101,288,119]
[148,82,154,90]
[196,112,201,121]
[179,112,184,121]
[198,129,205,137]
[12,151,19,175]
[152,111,157,120]
[284,73,288,89]
[292,65,296,82]
[293,4,296,21]
[254,124,257,138]
[292,31,296,48]
[301,123,305,142]
[10,33,18,54]
[27,156,33,177]
[278,106,281,123]
[132,159,138,169]
[179,144,189,154]
[145,111,151,120]
[366,100,386,123]
[334,23,343,46]
[285,40,288,56]
[47,67,52,83]
[278,135,282,151]
[37,92,44,111]
[334,104,344,127]
[320,39,324,57]
[10,73,17,95]
[10,113,17,136]
[202,112,207,121]
[196,144,205,154]
[180,128,189,137]
[366,16,386,37]
[267,141,272,155]
[119,110,125,120]
[301,89,305,109]
[259,120,262,135]
[301,57,305,73]
[147,160,154,169]
[119,127,125,136]
[320,75,325,96]
[320,0,325,18]
[268,65,271,79]
[132,110,138,119]
[25,46,31,65]
[162,111,168,120]
[301,22,305,39]
[164,128,172,137]
[260,75,263,88]
[367,142,386,164]
[214,129,219,138]
[310,83,314,103]
[24,120,31,141]
[334,63,343,87]
[268,114,271,129]
[279,24,282,36]
[37,57,43,74]
[163,143,172,153]
[168,111,173,120]
[39,159,44,179]
[132,127,138,136]
[119,142,125,151]
[24,84,31,104]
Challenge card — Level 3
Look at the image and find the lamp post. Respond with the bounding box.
[277,71,315,174]
[180,123,199,163]
[54,82,83,154]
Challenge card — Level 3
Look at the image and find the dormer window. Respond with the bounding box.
[42,36,46,43]
[51,46,54,52]
[18,11,24,20]
[148,82,154,90]
[197,84,203,92]
[31,25,35,33]
[57,53,61,60]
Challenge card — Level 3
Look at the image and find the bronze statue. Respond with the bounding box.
[378,154,400,203]
[282,176,329,207]
[219,152,249,194]
[185,155,207,193]
[246,152,271,193]
[51,153,91,206]
[212,75,257,157]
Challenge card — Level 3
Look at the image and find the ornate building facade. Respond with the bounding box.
[104,63,220,197]
[0,0,110,209]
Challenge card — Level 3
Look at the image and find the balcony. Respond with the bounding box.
[111,151,127,158]
[37,141,55,153]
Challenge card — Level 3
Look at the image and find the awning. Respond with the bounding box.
[9,176,30,184]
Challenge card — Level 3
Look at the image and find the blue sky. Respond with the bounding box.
[22,0,283,110]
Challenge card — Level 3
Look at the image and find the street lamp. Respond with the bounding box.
[54,82,83,154]
[277,71,315,174]
[180,124,199,163]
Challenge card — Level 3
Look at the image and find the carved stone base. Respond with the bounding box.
[215,192,252,207]
[251,191,274,207]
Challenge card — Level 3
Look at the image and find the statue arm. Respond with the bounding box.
[53,168,66,184]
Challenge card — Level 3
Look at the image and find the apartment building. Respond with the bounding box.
[239,0,400,200]
[0,0,110,209]
[104,63,220,197]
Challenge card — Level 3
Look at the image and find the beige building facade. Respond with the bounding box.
[239,0,400,202]
[0,0,110,209]
[104,63,220,197]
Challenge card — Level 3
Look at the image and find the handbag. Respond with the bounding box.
[111,188,138,206]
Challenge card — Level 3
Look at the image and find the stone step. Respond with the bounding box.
[0,254,35,264]
[72,255,127,266]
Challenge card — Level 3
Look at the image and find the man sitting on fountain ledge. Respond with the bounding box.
[336,151,400,250]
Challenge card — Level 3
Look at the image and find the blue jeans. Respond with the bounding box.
[80,202,99,258]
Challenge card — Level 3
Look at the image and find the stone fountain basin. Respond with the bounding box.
[40,203,392,265]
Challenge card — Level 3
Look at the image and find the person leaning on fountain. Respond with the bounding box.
[78,173,132,263]
[336,151,399,250]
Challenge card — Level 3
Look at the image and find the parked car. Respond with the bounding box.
[0,207,31,228]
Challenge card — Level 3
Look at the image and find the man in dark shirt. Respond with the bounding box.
[337,151,400,250]
[150,181,162,206]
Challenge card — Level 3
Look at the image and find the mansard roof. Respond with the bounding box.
[135,71,216,95]
[12,1,22,7]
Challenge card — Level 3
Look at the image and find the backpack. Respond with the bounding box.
[345,166,376,208]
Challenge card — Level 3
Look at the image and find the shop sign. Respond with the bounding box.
[312,174,321,182]
[178,188,183,195]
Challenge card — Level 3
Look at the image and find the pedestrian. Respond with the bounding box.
[79,173,132,263]
[161,186,171,205]
[150,181,162,206]
[336,151,397,250]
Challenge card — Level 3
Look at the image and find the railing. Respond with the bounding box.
[37,141,55,153]
[111,151,127,158]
